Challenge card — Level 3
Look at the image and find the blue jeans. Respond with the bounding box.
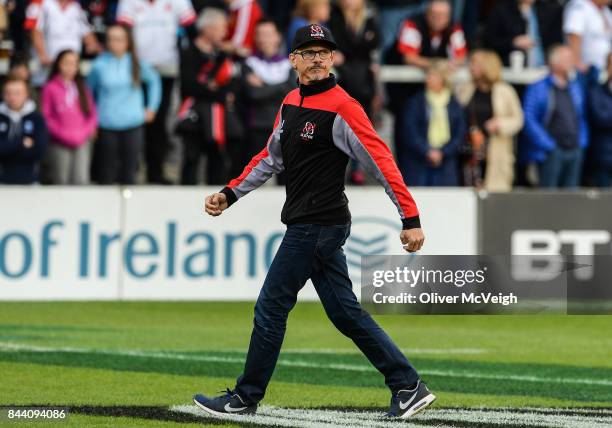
[235,223,419,404]
[538,147,584,188]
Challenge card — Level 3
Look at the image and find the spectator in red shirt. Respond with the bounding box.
[224,0,263,57]
[24,0,101,86]
[394,0,467,69]
[384,0,466,179]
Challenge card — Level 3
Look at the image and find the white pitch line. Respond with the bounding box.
[414,408,612,428]
[1,341,611,387]
[171,404,379,428]
[518,408,612,416]
[171,405,612,428]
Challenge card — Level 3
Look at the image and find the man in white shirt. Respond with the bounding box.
[24,0,101,74]
[117,0,196,184]
[117,0,196,74]
[563,0,612,72]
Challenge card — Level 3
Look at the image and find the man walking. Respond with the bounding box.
[194,25,436,419]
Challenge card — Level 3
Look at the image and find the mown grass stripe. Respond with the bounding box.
[2,342,611,403]
[0,342,609,387]
[263,348,488,355]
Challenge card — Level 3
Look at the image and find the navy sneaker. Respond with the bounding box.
[193,388,257,417]
[387,380,436,418]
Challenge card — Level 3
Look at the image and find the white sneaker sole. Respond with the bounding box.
[400,393,437,419]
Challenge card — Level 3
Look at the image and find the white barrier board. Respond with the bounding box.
[0,186,476,300]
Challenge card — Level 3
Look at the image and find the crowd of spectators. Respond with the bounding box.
[0,0,611,191]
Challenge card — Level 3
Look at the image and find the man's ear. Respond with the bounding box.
[289,53,298,70]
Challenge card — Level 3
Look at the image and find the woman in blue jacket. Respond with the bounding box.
[401,60,465,186]
[87,24,161,185]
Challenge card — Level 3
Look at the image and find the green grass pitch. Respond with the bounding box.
[1,301,611,427]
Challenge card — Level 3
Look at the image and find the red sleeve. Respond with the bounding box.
[229,0,262,50]
[397,20,421,56]
[214,59,233,86]
[176,0,196,26]
[450,25,467,60]
[243,2,262,50]
[116,0,135,27]
[335,99,420,227]
[180,13,196,26]
[24,0,43,30]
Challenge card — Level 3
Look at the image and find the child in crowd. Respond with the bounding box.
[41,50,98,184]
[0,78,48,184]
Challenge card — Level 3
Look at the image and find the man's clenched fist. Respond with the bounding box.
[400,228,425,253]
[204,193,228,216]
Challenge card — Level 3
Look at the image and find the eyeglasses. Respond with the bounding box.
[293,49,332,60]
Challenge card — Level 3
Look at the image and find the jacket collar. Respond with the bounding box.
[298,73,336,97]
[0,100,36,122]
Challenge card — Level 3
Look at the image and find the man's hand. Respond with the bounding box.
[144,109,156,124]
[513,35,534,50]
[39,53,52,67]
[400,228,425,253]
[246,73,264,87]
[426,149,443,167]
[484,118,500,135]
[204,193,228,216]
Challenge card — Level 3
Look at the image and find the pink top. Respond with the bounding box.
[41,75,98,148]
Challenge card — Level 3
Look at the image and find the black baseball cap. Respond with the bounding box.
[290,24,337,52]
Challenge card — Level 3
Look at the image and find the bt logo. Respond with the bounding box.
[511,230,611,280]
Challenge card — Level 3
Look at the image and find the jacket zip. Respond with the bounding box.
[289,94,305,138]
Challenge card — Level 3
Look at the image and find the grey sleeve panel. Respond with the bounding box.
[332,113,405,219]
[232,110,285,199]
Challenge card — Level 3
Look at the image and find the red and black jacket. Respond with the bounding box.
[220,74,421,230]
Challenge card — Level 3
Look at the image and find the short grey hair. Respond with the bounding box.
[196,8,227,31]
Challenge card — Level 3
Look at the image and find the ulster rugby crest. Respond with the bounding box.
[310,25,324,39]
[300,122,316,141]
